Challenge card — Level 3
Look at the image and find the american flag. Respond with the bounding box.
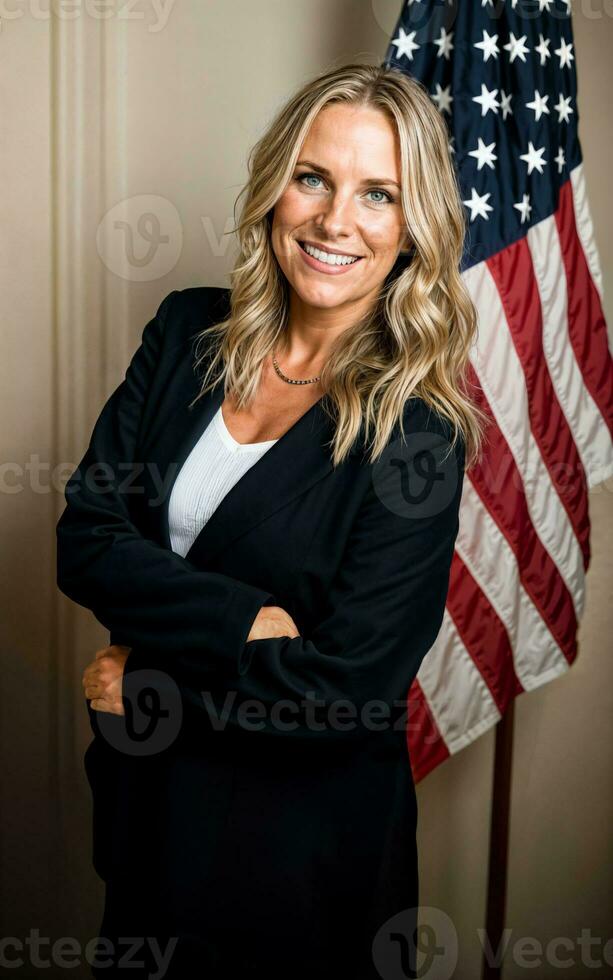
[384,0,613,782]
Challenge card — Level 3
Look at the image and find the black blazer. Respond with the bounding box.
[56,286,465,978]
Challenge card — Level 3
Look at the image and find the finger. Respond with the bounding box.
[90,698,110,712]
[83,668,106,692]
[273,615,298,635]
[277,608,299,630]
[271,624,299,639]
[106,644,132,658]
[90,697,125,716]
[84,683,106,698]
[94,645,128,660]
[86,681,110,698]
[280,616,300,636]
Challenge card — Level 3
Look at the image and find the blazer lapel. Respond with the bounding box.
[187,389,338,565]
[144,374,340,566]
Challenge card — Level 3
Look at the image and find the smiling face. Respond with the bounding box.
[271,102,410,317]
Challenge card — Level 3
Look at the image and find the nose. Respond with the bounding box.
[313,190,357,242]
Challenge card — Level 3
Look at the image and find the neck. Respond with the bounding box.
[281,288,377,367]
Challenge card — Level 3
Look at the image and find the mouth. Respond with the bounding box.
[296,239,365,274]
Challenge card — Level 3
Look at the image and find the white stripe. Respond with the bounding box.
[569,163,604,302]
[417,477,570,761]
[462,261,586,620]
[455,478,570,689]
[417,167,611,770]
[417,609,500,754]
[528,214,613,489]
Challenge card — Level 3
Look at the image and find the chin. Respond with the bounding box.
[292,279,357,308]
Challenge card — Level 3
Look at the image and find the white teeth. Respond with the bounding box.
[302,242,359,266]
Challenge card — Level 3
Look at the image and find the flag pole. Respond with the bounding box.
[481,699,514,980]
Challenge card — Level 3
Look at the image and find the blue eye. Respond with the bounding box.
[298,173,324,189]
[366,189,392,205]
[295,173,394,206]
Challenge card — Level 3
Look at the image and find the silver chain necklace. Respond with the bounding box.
[272,351,321,386]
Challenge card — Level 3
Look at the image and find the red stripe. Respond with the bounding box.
[408,363,580,780]
[406,682,449,784]
[556,178,613,435]
[446,552,523,712]
[462,364,578,665]
[406,179,608,780]
[487,238,591,569]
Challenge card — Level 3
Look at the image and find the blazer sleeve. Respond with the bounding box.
[123,404,466,745]
[56,289,275,667]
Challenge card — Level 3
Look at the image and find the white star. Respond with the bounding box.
[472,83,500,117]
[463,188,493,221]
[514,193,532,224]
[481,0,494,6]
[474,29,499,62]
[555,37,574,68]
[499,89,513,120]
[535,33,551,66]
[554,146,566,173]
[560,0,571,14]
[526,90,550,122]
[434,27,454,60]
[431,83,453,115]
[554,93,574,123]
[520,141,547,175]
[468,137,498,171]
[537,0,554,11]
[391,27,420,61]
[504,32,530,64]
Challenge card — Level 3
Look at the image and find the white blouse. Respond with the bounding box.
[168,405,278,558]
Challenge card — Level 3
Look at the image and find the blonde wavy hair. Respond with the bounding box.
[189,62,488,469]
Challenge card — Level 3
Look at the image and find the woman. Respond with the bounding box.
[57,63,485,979]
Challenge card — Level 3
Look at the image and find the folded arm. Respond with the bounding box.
[56,288,465,745]
[123,403,465,745]
[56,289,276,673]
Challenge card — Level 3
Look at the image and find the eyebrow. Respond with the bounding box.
[295,159,401,190]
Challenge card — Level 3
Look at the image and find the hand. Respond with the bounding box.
[82,644,131,715]
[247,605,300,642]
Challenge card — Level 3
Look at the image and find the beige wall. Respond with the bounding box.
[1,3,610,977]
